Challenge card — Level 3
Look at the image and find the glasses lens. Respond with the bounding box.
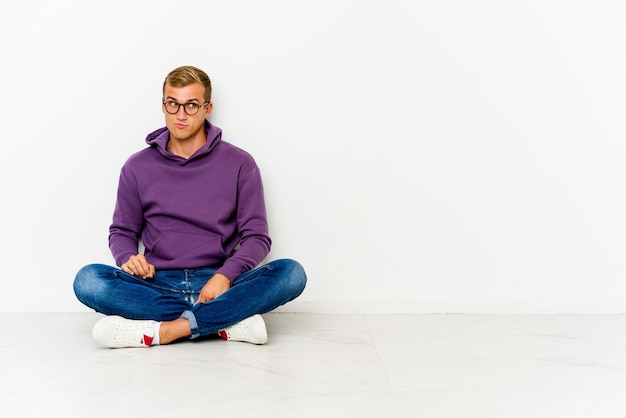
[184,103,199,115]
[164,102,180,114]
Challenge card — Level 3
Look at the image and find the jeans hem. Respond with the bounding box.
[180,310,200,339]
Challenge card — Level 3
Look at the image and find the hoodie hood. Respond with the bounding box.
[144,120,223,163]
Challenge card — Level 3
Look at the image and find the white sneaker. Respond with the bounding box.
[92,315,157,348]
[219,314,268,345]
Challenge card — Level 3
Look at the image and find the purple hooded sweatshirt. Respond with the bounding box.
[108,121,271,282]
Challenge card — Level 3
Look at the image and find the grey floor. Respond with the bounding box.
[2,312,626,417]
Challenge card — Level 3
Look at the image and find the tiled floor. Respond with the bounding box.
[2,312,626,417]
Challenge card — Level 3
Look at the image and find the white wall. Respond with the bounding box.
[1,0,625,313]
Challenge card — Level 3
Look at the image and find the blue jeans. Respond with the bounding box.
[73,259,306,339]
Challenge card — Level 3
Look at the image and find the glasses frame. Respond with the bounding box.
[162,100,209,116]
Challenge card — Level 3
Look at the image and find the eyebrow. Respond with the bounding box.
[165,96,201,103]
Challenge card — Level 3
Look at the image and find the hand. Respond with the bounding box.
[196,273,231,304]
[121,254,156,279]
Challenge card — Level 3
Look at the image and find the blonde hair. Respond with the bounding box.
[163,66,212,103]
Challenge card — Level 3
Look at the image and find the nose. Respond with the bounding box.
[176,106,187,119]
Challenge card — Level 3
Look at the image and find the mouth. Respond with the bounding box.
[174,123,187,129]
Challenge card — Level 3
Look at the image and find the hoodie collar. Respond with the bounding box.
[145,120,222,163]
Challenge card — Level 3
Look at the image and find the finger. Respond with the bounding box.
[122,258,140,274]
[140,263,155,279]
[132,258,150,277]
[126,261,140,276]
[121,263,134,275]
[197,289,215,304]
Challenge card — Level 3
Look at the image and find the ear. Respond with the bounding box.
[205,102,213,118]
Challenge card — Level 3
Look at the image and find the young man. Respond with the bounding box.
[74,66,306,348]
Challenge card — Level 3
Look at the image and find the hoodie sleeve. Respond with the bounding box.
[108,165,142,267]
[217,163,272,281]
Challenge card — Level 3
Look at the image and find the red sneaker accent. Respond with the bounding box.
[219,330,228,341]
[143,334,154,346]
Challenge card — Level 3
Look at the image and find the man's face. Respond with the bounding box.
[162,82,213,142]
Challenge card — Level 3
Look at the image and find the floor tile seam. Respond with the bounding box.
[107,355,150,416]
[364,314,404,416]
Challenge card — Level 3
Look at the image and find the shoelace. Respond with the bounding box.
[113,325,151,345]
[226,321,249,340]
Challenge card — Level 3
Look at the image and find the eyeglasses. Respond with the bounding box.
[162,101,209,116]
